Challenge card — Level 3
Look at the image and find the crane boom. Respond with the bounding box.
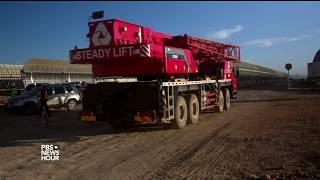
[169,34,240,62]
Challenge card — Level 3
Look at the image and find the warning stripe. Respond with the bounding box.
[140,44,150,57]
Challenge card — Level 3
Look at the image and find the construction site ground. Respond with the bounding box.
[0,82,319,180]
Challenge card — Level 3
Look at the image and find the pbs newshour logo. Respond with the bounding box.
[41,144,60,161]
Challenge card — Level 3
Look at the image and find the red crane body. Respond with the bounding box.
[71,13,243,126]
[70,18,240,90]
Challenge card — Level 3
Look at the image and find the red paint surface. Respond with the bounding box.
[70,18,240,90]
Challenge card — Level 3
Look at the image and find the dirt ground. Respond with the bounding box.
[0,82,319,180]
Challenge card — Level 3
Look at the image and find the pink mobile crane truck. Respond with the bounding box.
[70,11,240,129]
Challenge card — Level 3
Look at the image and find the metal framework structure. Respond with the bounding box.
[170,35,241,63]
[161,79,231,122]
[0,64,23,80]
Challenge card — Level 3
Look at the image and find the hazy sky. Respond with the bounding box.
[0,1,319,76]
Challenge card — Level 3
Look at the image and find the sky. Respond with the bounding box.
[0,1,319,76]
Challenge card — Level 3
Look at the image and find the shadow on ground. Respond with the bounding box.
[0,110,172,148]
[233,98,298,103]
[0,80,308,148]
[239,80,288,91]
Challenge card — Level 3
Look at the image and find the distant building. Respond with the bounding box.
[308,49,320,80]
[0,64,23,80]
[0,64,24,91]
[233,61,287,87]
[21,59,94,87]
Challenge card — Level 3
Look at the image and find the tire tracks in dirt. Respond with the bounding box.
[146,122,232,179]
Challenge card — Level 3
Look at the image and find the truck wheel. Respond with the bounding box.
[216,90,224,113]
[187,94,199,124]
[23,102,37,115]
[173,96,188,129]
[67,99,77,111]
[223,88,231,110]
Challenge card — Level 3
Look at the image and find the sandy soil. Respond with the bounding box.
[0,82,319,180]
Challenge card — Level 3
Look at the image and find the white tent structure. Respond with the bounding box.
[21,59,94,87]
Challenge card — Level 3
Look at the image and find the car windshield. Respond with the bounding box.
[27,86,41,96]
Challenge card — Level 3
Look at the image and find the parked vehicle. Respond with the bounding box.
[25,83,50,92]
[8,84,81,114]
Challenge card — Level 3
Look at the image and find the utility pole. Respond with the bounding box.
[285,63,292,92]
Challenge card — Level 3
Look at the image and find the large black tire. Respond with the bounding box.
[187,94,199,124]
[223,88,231,111]
[173,96,188,129]
[23,102,38,115]
[66,99,77,111]
[216,90,224,113]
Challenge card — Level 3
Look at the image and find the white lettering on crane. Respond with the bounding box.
[122,47,128,56]
[104,48,111,58]
[92,50,98,59]
[127,47,133,56]
[71,46,142,61]
[121,46,134,56]
[98,49,104,58]
[113,48,120,57]
[86,50,92,59]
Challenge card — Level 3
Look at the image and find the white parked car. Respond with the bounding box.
[8,84,81,114]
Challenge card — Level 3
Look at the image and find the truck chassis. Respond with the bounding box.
[81,79,232,129]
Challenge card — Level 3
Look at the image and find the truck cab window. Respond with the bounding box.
[165,47,186,60]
